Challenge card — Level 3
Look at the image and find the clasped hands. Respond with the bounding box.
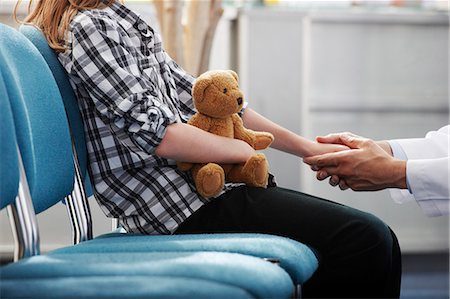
[304,133,407,191]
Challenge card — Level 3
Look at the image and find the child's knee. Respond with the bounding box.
[356,212,396,258]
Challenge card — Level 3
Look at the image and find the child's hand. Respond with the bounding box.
[304,141,349,157]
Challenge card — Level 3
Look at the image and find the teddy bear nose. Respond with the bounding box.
[237,97,243,105]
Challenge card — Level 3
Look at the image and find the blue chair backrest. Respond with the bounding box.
[0,69,19,209]
[0,24,75,214]
[19,25,88,183]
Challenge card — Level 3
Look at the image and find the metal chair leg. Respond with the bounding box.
[293,284,302,299]
[64,141,93,244]
[7,149,40,261]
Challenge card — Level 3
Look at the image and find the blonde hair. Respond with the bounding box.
[15,0,116,52]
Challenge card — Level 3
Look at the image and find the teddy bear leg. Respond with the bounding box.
[227,153,269,188]
[192,163,225,198]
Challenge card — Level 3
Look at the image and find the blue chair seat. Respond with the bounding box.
[52,232,318,285]
[1,276,252,298]
[1,251,293,298]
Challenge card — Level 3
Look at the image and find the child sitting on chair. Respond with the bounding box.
[17,0,401,297]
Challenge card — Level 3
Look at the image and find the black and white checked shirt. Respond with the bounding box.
[59,1,240,234]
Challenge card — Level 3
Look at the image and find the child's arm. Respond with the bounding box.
[70,16,179,156]
[242,108,347,157]
[176,114,212,170]
[155,123,256,164]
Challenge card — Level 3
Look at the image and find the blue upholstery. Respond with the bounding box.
[19,25,89,187]
[1,24,295,298]
[53,232,318,285]
[19,24,319,287]
[1,252,293,298]
[0,24,74,214]
[1,276,252,299]
[0,70,19,209]
[19,24,93,197]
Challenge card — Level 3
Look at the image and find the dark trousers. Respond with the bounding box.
[175,186,401,298]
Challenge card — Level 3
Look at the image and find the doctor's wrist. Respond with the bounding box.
[390,159,407,189]
[376,140,393,156]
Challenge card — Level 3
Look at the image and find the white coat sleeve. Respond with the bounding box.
[388,125,449,217]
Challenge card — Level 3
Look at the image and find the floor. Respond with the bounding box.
[401,252,449,299]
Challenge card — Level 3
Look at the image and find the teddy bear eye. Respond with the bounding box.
[223,88,227,94]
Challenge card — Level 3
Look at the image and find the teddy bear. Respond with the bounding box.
[177,70,274,198]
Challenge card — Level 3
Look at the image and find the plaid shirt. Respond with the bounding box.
[59,1,224,234]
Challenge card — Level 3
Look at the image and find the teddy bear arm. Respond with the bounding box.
[252,131,274,150]
[177,161,194,171]
[232,114,257,146]
[232,114,273,150]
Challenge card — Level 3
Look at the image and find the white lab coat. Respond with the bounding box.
[389,125,449,217]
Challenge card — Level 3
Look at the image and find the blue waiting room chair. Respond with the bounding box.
[0,24,295,298]
[0,73,19,211]
[19,24,319,297]
[0,69,265,299]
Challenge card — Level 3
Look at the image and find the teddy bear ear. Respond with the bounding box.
[192,76,212,103]
[227,70,239,83]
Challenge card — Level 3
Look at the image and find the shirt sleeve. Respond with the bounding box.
[388,140,413,192]
[388,140,416,204]
[163,52,197,117]
[406,157,449,216]
[388,140,408,161]
[390,125,449,160]
[70,14,177,154]
[388,125,450,216]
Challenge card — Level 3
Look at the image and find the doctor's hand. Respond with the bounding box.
[303,132,407,191]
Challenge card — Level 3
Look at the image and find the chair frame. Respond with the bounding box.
[64,142,93,244]
[0,69,40,261]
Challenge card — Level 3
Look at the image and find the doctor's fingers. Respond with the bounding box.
[316,167,345,180]
[316,169,330,181]
[338,180,349,190]
[304,153,341,169]
[329,175,341,186]
[317,170,348,189]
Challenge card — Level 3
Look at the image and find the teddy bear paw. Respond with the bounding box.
[196,163,225,198]
[253,133,274,150]
[243,154,269,187]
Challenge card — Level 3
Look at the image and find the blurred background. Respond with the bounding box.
[1,0,449,297]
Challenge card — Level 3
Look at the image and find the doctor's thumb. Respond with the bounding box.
[340,133,366,149]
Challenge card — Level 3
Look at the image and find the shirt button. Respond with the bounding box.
[138,22,146,31]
